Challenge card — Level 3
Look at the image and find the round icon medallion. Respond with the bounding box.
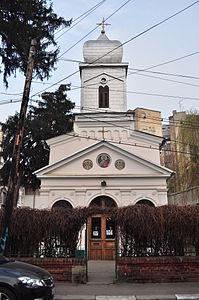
[97,153,111,168]
[82,159,93,170]
[115,159,125,170]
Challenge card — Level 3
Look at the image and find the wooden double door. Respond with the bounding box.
[88,214,116,260]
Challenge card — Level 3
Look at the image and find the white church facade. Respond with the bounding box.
[20,27,172,211]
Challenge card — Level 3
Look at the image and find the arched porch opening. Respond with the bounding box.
[88,195,117,260]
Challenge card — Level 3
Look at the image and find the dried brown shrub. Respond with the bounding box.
[0,205,199,257]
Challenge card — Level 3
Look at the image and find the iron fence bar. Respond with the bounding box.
[85,219,88,281]
[115,223,118,279]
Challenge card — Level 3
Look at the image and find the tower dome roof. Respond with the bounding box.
[83,32,123,63]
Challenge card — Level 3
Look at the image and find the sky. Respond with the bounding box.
[0,0,199,124]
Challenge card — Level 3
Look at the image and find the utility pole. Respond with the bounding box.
[0,38,37,254]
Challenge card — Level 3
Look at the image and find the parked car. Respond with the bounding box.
[0,255,54,300]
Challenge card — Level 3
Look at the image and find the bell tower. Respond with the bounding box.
[79,22,128,113]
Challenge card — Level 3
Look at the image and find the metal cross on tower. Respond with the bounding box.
[97,17,111,34]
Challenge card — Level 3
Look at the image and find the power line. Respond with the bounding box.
[0,99,21,105]
[75,104,199,130]
[28,97,199,141]
[129,68,199,81]
[76,112,199,146]
[128,51,199,76]
[58,58,199,83]
[135,73,199,88]
[1,96,198,150]
[2,93,199,131]
[65,131,199,157]
[41,1,106,44]
[30,0,134,97]
[2,89,199,134]
[29,98,199,129]
[88,2,199,67]
[31,50,199,88]
[0,92,23,96]
[58,0,133,58]
[68,83,199,102]
[30,0,199,98]
[28,51,199,102]
[55,0,106,41]
[31,48,199,98]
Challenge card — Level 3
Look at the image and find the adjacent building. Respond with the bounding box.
[162,110,186,191]
[134,107,162,137]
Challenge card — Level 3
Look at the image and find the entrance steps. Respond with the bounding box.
[87,260,115,284]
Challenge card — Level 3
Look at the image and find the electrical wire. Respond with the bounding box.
[1,93,199,131]
[1,3,199,132]
[28,99,199,149]
[75,104,199,130]
[0,99,21,105]
[2,1,199,114]
[76,2,199,71]
[29,0,138,97]
[128,51,199,76]
[68,84,199,102]
[64,131,199,157]
[55,0,106,42]
[30,50,199,89]
[1,89,199,136]
[74,111,199,147]
[0,92,23,96]
[129,69,199,81]
[58,0,133,59]
[32,46,199,99]
[135,73,199,88]
[1,96,198,154]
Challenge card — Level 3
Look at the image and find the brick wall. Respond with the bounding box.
[14,256,199,283]
[117,256,199,283]
[15,257,86,282]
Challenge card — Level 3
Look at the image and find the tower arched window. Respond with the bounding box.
[99,86,109,108]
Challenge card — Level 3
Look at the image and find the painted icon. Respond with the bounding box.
[97,153,111,168]
[115,159,125,170]
[82,159,93,170]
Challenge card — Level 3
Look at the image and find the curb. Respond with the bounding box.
[54,295,199,300]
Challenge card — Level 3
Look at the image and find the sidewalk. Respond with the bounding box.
[54,281,199,300]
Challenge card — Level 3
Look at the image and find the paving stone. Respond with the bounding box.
[55,295,95,300]
[136,296,176,300]
[96,297,136,300]
[176,295,199,300]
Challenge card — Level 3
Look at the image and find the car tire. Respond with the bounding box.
[0,287,16,300]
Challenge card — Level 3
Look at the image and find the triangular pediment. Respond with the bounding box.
[84,72,124,84]
[36,141,172,178]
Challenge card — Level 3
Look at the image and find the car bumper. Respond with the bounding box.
[16,285,55,300]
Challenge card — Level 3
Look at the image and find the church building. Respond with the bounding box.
[20,23,172,260]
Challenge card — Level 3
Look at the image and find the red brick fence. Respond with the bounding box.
[117,256,199,283]
[16,257,86,282]
[15,256,199,283]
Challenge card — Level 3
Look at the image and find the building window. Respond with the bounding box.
[89,196,117,208]
[91,217,101,238]
[106,217,115,238]
[52,200,73,210]
[135,199,155,207]
[99,86,109,108]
